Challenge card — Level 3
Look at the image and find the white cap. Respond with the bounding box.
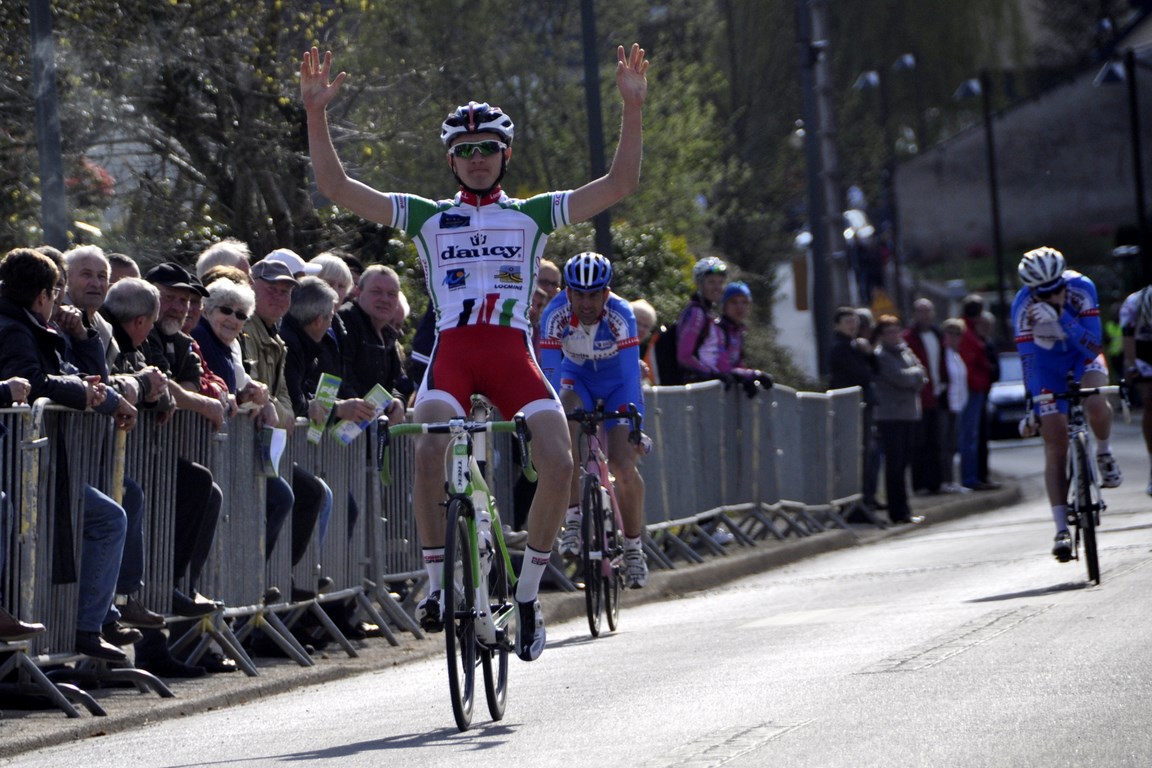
[264,248,322,277]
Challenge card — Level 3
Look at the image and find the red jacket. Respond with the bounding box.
[959,317,993,394]
[902,324,948,410]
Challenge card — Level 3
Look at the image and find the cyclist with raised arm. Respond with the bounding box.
[300,43,648,662]
[1012,246,1121,562]
[538,253,649,589]
[1119,284,1152,494]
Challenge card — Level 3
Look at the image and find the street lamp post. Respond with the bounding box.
[854,53,918,321]
[954,72,1010,344]
[1095,49,1151,285]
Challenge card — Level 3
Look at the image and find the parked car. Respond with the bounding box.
[987,351,1028,439]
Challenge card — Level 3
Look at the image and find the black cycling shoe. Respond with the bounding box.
[416,591,444,633]
[515,599,545,662]
[1052,531,1073,563]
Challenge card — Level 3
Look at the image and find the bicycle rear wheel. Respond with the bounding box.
[1073,439,1101,585]
[443,498,477,731]
[582,475,605,637]
[481,529,511,721]
[603,491,623,633]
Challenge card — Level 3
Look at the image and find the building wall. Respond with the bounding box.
[896,45,1152,263]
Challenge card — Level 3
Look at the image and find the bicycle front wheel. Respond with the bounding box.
[582,475,605,637]
[443,498,477,731]
[603,489,623,633]
[481,527,511,721]
[1073,438,1101,585]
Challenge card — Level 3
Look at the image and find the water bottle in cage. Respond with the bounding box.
[476,497,494,575]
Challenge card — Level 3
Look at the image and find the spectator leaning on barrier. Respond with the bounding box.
[337,265,410,406]
[670,256,727,384]
[242,256,334,601]
[0,374,46,642]
[0,247,136,662]
[714,281,773,396]
[872,314,927,525]
[141,262,227,621]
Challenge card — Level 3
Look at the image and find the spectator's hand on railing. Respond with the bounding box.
[84,375,107,409]
[114,398,138,432]
[238,380,270,407]
[384,398,405,420]
[2,376,30,404]
[195,396,226,430]
[139,366,168,404]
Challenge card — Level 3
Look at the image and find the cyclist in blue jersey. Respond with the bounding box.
[1012,246,1121,563]
[301,44,648,661]
[539,253,648,588]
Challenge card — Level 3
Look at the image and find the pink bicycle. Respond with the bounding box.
[566,401,642,637]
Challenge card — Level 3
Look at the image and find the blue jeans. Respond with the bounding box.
[959,392,987,488]
[115,478,145,596]
[265,476,294,561]
[80,486,127,632]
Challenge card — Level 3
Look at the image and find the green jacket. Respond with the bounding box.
[241,315,294,427]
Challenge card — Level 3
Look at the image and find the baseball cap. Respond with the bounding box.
[145,262,209,297]
[251,258,300,285]
[264,248,321,277]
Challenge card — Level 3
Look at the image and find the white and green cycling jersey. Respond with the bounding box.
[388,188,572,335]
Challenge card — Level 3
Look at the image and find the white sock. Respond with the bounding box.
[1096,440,1111,456]
[515,546,551,603]
[1051,506,1069,533]
[423,548,444,594]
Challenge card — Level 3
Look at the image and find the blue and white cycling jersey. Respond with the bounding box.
[1011,269,1104,411]
[538,291,644,421]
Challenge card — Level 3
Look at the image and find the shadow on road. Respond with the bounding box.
[967,581,1089,602]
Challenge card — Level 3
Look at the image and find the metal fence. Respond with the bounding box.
[0,382,865,715]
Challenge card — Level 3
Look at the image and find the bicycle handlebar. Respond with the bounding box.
[1032,384,1123,404]
[565,401,643,445]
[377,413,537,485]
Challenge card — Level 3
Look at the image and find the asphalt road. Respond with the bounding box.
[2,426,1150,767]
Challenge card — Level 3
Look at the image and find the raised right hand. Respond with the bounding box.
[300,47,347,113]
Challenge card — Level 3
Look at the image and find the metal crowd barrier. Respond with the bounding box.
[638,383,864,565]
[1,381,867,716]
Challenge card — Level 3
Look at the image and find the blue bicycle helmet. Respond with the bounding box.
[564,252,613,291]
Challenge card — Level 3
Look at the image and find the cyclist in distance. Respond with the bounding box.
[1012,246,1121,563]
[1119,284,1152,495]
[300,43,649,662]
[539,252,649,589]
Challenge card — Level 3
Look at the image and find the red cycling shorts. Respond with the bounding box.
[416,325,561,419]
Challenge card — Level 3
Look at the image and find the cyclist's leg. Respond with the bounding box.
[1081,360,1113,448]
[606,424,644,539]
[556,388,585,556]
[1039,411,1070,510]
[520,406,573,557]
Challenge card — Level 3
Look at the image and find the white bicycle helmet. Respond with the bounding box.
[564,252,613,291]
[692,256,728,282]
[1018,246,1066,290]
[440,102,514,146]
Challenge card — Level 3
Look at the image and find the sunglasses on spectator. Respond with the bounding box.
[215,306,249,321]
[448,140,508,159]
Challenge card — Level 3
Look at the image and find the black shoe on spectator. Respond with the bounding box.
[172,588,221,617]
[200,651,238,673]
[138,655,207,678]
[102,621,143,647]
[75,631,127,662]
[118,595,166,629]
[0,608,46,641]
